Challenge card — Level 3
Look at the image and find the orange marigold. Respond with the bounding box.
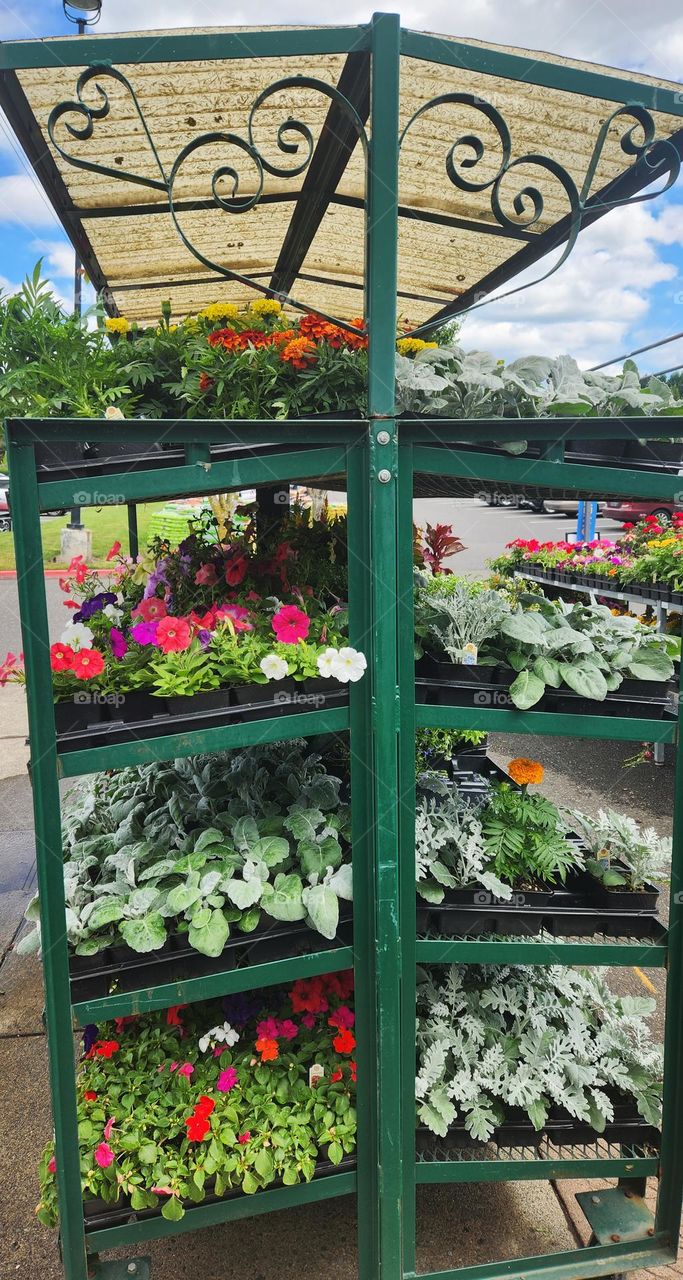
[507,757,544,787]
[207,327,242,351]
[299,313,330,340]
[345,317,368,350]
[280,336,318,370]
[255,1037,279,1062]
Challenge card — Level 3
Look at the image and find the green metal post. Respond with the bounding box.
[347,435,380,1280]
[127,502,139,559]
[366,13,403,1280]
[7,440,89,1280]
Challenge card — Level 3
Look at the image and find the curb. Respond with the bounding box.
[0,569,117,580]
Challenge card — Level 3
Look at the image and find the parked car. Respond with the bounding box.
[543,500,603,517]
[603,499,682,525]
[0,474,10,532]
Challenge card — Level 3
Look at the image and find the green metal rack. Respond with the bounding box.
[5,12,683,1280]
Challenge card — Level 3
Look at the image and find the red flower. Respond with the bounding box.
[238,1131,251,1144]
[332,1028,356,1054]
[83,1091,98,1102]
[225,556,248,586]
[193,1095,216,1119]
[349,1060,357,1082]
[106,540,122,562]
[328,1005,355,1030]
[47,1156,57,1174]
[239,328,270,347]
[72,648,105,680]
[255,1037,279,1062]
[207,327,241,350]
[155,616,192,654]
[290,977,329,1014]
[92,1039,119,1059]
[166,1005,185,1026]
[50,643,75,673]
[272,605,310,645]
[132,596,168,623]
[185,1114,211,1142]
[198,373,214,391]
[330,1069,343,1083]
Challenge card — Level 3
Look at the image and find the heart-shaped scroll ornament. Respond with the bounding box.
[47,64,369,336]
[398,94,680,337]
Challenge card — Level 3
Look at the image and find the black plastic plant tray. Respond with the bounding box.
[415,1109,660,1153]
[419,672,672,719]
[83,1151,358,1231]
[55,683,350,752]
[69,910,354,1003]
[428,897,662,941]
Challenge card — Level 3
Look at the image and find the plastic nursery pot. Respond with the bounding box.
[166,688,234,717]
[105,689,170,723]
[589,870,659,913]
[232,677,298,721]
[54,699,106,734]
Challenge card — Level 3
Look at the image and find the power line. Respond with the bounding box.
[590,328,683,371]
[648,363,683,379]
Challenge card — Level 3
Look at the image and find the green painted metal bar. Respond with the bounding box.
[655,631,683,1245]
[366,14,403,1280]
[0,26,371,70]
[414,445,683,502]
[7,443,89,1280]
[398,437,417,1275]
[184,443,211,465]
[57,704,350,778]
[84,1169,357,1252]
[36,445,348,512]
[416,703,677,744]
[7,417,364,448]
[73,946,354,1024]
[347,435,380,1280]
[402,417,683,445]
[416,1155,659,1184]
[399,28,683,116]
[126,503,138,560]
[415,939,668,967]
[413,1240,673,1280]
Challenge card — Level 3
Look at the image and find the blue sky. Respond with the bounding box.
[1,0,683,373]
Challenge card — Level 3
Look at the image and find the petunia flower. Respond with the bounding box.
[94,1142,115,1168]
[102,603,123,624]
[225,556,248,586]
[260,654,289,681]
[316,647,338,678]
[272,605,310,644]
[106,540,122,562]
[50,642,74,673]
[72,649,105,681]
[329,647,367,684]
[109,627,128,659]
[155,616,192,654]
[166,1005,185,1027]
[130,621,158,646]
[194,563,218,586]
[60,621,94,651]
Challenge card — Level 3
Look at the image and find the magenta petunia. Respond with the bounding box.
[217,1067,238,1093]
[109,627,128,659]
[271,605,310,644]
[277,1019,298,1041]
[130,620,159,646]
[177,1062,194,1077]
[256,1017,280,1041]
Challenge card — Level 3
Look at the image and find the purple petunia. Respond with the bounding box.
[73,591,118,623]
[83,1024,98,1053]
[109,627,128,659]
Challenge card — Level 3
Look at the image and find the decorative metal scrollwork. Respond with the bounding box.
[47,65,368,334]
[399,93,681,335]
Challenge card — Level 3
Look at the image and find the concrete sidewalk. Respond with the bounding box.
[1,735,682,1279]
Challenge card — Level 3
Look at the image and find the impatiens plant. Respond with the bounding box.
[18,742,353,960]
[416,964,662,1140]
[37,974,356,1226]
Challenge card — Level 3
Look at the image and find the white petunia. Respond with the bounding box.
[316,647,339,678]
[260,654,289,681]
[330,646,367,684]
[102,604,123,624]
[60,621,94,650]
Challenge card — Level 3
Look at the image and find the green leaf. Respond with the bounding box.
[242,1170,259,1195]
[166,883,202,914]
[559,660,608,701]
[501,613,548,646]
[261,873,307,921]
[188,906,229,957]
[161,1195,185,1221]
[327,1140,343,1165]
[302,883,339,940]
[509,669,545,710]
[194,827,226,851]
[225,877,263,910]
[86,898,126,930]
[119,912,167,953]
[251,836,290,868]
[232,816,260,852]
[254,1148,274,1181]
[532,656,561,688]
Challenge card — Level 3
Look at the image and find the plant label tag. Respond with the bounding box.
[309,1063,325,1088]
[596,846,610,868]
[462,642,478,666]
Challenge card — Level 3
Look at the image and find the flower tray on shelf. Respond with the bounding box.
[415,1097,660,1154]
[82,1150,358,1231]
[69,908,354,1003]
[54,681,350,751]
[415,662,673,720]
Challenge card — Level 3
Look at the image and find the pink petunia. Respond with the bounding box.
[217,1067,239,1093]
[94,1142,115,1168]
[132,596,167,623]
[328,1005,355,1031]
[103,1116,115,1141]
[271,605,310,644]
[130,621,159,646]
[195,563,218,587]
[277,1019,299,1041]
[300,1012,316,1029]
[109,627,128,659]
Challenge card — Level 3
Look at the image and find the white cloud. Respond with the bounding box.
[0,173,59,229]
[461,200,683,368]
[31,238,78,280]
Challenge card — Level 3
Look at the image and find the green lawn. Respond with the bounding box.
[0,503,166,571]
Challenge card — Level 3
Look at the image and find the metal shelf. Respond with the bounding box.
[415,933,668,967]
[415,1134,659,1184]
[416,702,676,743]
[71,944,354,1023]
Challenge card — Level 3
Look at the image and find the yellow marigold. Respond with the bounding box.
[155,324,178,334]
[250,297,282,316]
[199,302,239,321]
[105,317,130,335]
[396,337,439,356]
[182,315,200,330]
[507,757,544,787]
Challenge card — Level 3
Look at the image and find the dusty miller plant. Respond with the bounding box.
[562,807,671,891]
